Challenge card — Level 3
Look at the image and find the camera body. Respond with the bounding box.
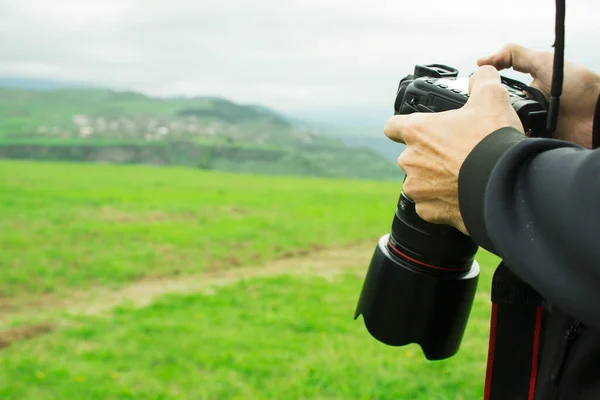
[354,64,548,361]
[395,64,548,134]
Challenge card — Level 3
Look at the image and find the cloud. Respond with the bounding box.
[1,0,599,110]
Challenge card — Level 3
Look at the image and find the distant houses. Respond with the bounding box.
[35,113,226,141]
[30,111,317,149]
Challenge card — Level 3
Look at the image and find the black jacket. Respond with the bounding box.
[458,94,600,399]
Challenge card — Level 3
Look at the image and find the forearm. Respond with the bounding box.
[458,127,600,329]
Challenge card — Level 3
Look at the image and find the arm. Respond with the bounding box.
[459,120,600,329]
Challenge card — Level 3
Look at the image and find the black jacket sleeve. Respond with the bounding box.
[458,109,600,330]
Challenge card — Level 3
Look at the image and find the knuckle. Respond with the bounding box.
[470,65,499,83]
[479,64,498,75]
[414,203,432,221]
[397,147,420,175]
[477,80,509,100]
[504,42,525,61]
[402,176,417,198]
[396,149,410,169]
[415,203,445,225]
[407,113,427,129]
[479,80,504,93]
[402,177,426,203]
[503,42,520,52]
[407,112,427,128]
[383,117,397,138]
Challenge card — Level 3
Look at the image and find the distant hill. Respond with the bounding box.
[288,107,394,137]
[0,76,95,91]
[0,76,402,162]
[0,86,332,149]
[289,107,405,163]
[342,136,405,163]
[0,83,402,181]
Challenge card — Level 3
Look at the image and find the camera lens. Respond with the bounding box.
[354,191,481,360]
[389,193,478,273]
[354,67,485,360]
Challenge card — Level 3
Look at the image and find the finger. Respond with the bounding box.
[399,168,431,203]
[384,113,425,145]
[476,43,542,75]
[468,65,501,95]
[414,201,441,225]
[401,174,416,199]
[415,200,459,226]
[397,149,413,179]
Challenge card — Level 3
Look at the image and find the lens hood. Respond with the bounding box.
[354,234,480,361]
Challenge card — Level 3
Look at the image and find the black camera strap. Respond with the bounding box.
[484,1,566,399]
[593,92,600,149]
[501,76,550,110]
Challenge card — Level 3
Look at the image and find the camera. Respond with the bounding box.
[354,64,548,361]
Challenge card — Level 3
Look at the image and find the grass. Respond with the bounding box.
[0,159,501,399]
[0,264,499,400]
[0,159,399,296]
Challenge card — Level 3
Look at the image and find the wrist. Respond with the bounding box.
[585,75,600,112]
[591,81,600,111]
[580,82,600,148]
[594,81,600,112]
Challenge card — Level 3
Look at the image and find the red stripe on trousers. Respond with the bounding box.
[484,303,498,400]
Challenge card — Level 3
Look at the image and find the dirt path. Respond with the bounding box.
[69,241,374,315]
[0,241,376,347]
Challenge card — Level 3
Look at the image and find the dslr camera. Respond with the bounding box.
[354,64,548,361]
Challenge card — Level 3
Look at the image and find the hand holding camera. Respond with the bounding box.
[478,43,600,148]
[356,1,600,391]
[354,46,550,361]
[383,66,523,235]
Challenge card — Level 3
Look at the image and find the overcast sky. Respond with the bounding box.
[1,0,599,112]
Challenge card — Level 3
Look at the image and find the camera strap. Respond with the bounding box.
[593,93,600,149]
[501,76,549,110]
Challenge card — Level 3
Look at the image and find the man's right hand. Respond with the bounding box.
[477,43,600,148]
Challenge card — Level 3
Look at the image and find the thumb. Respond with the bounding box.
[476,43,543,75]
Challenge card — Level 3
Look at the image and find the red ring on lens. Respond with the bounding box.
[387,239,471,272]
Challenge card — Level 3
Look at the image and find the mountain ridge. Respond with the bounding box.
[0,78,403,180]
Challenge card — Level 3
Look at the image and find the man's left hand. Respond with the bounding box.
[383,65,524,235]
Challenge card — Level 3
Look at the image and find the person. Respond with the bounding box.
[383,42,600,399]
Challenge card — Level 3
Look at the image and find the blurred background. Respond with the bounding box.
[1,1,599,399]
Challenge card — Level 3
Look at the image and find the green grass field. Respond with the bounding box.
[0,160,398,297]
[0,160,500,399]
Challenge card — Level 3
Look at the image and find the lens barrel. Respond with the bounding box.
[354,192,480,361]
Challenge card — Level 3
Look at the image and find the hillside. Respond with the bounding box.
[0,85,402,180]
